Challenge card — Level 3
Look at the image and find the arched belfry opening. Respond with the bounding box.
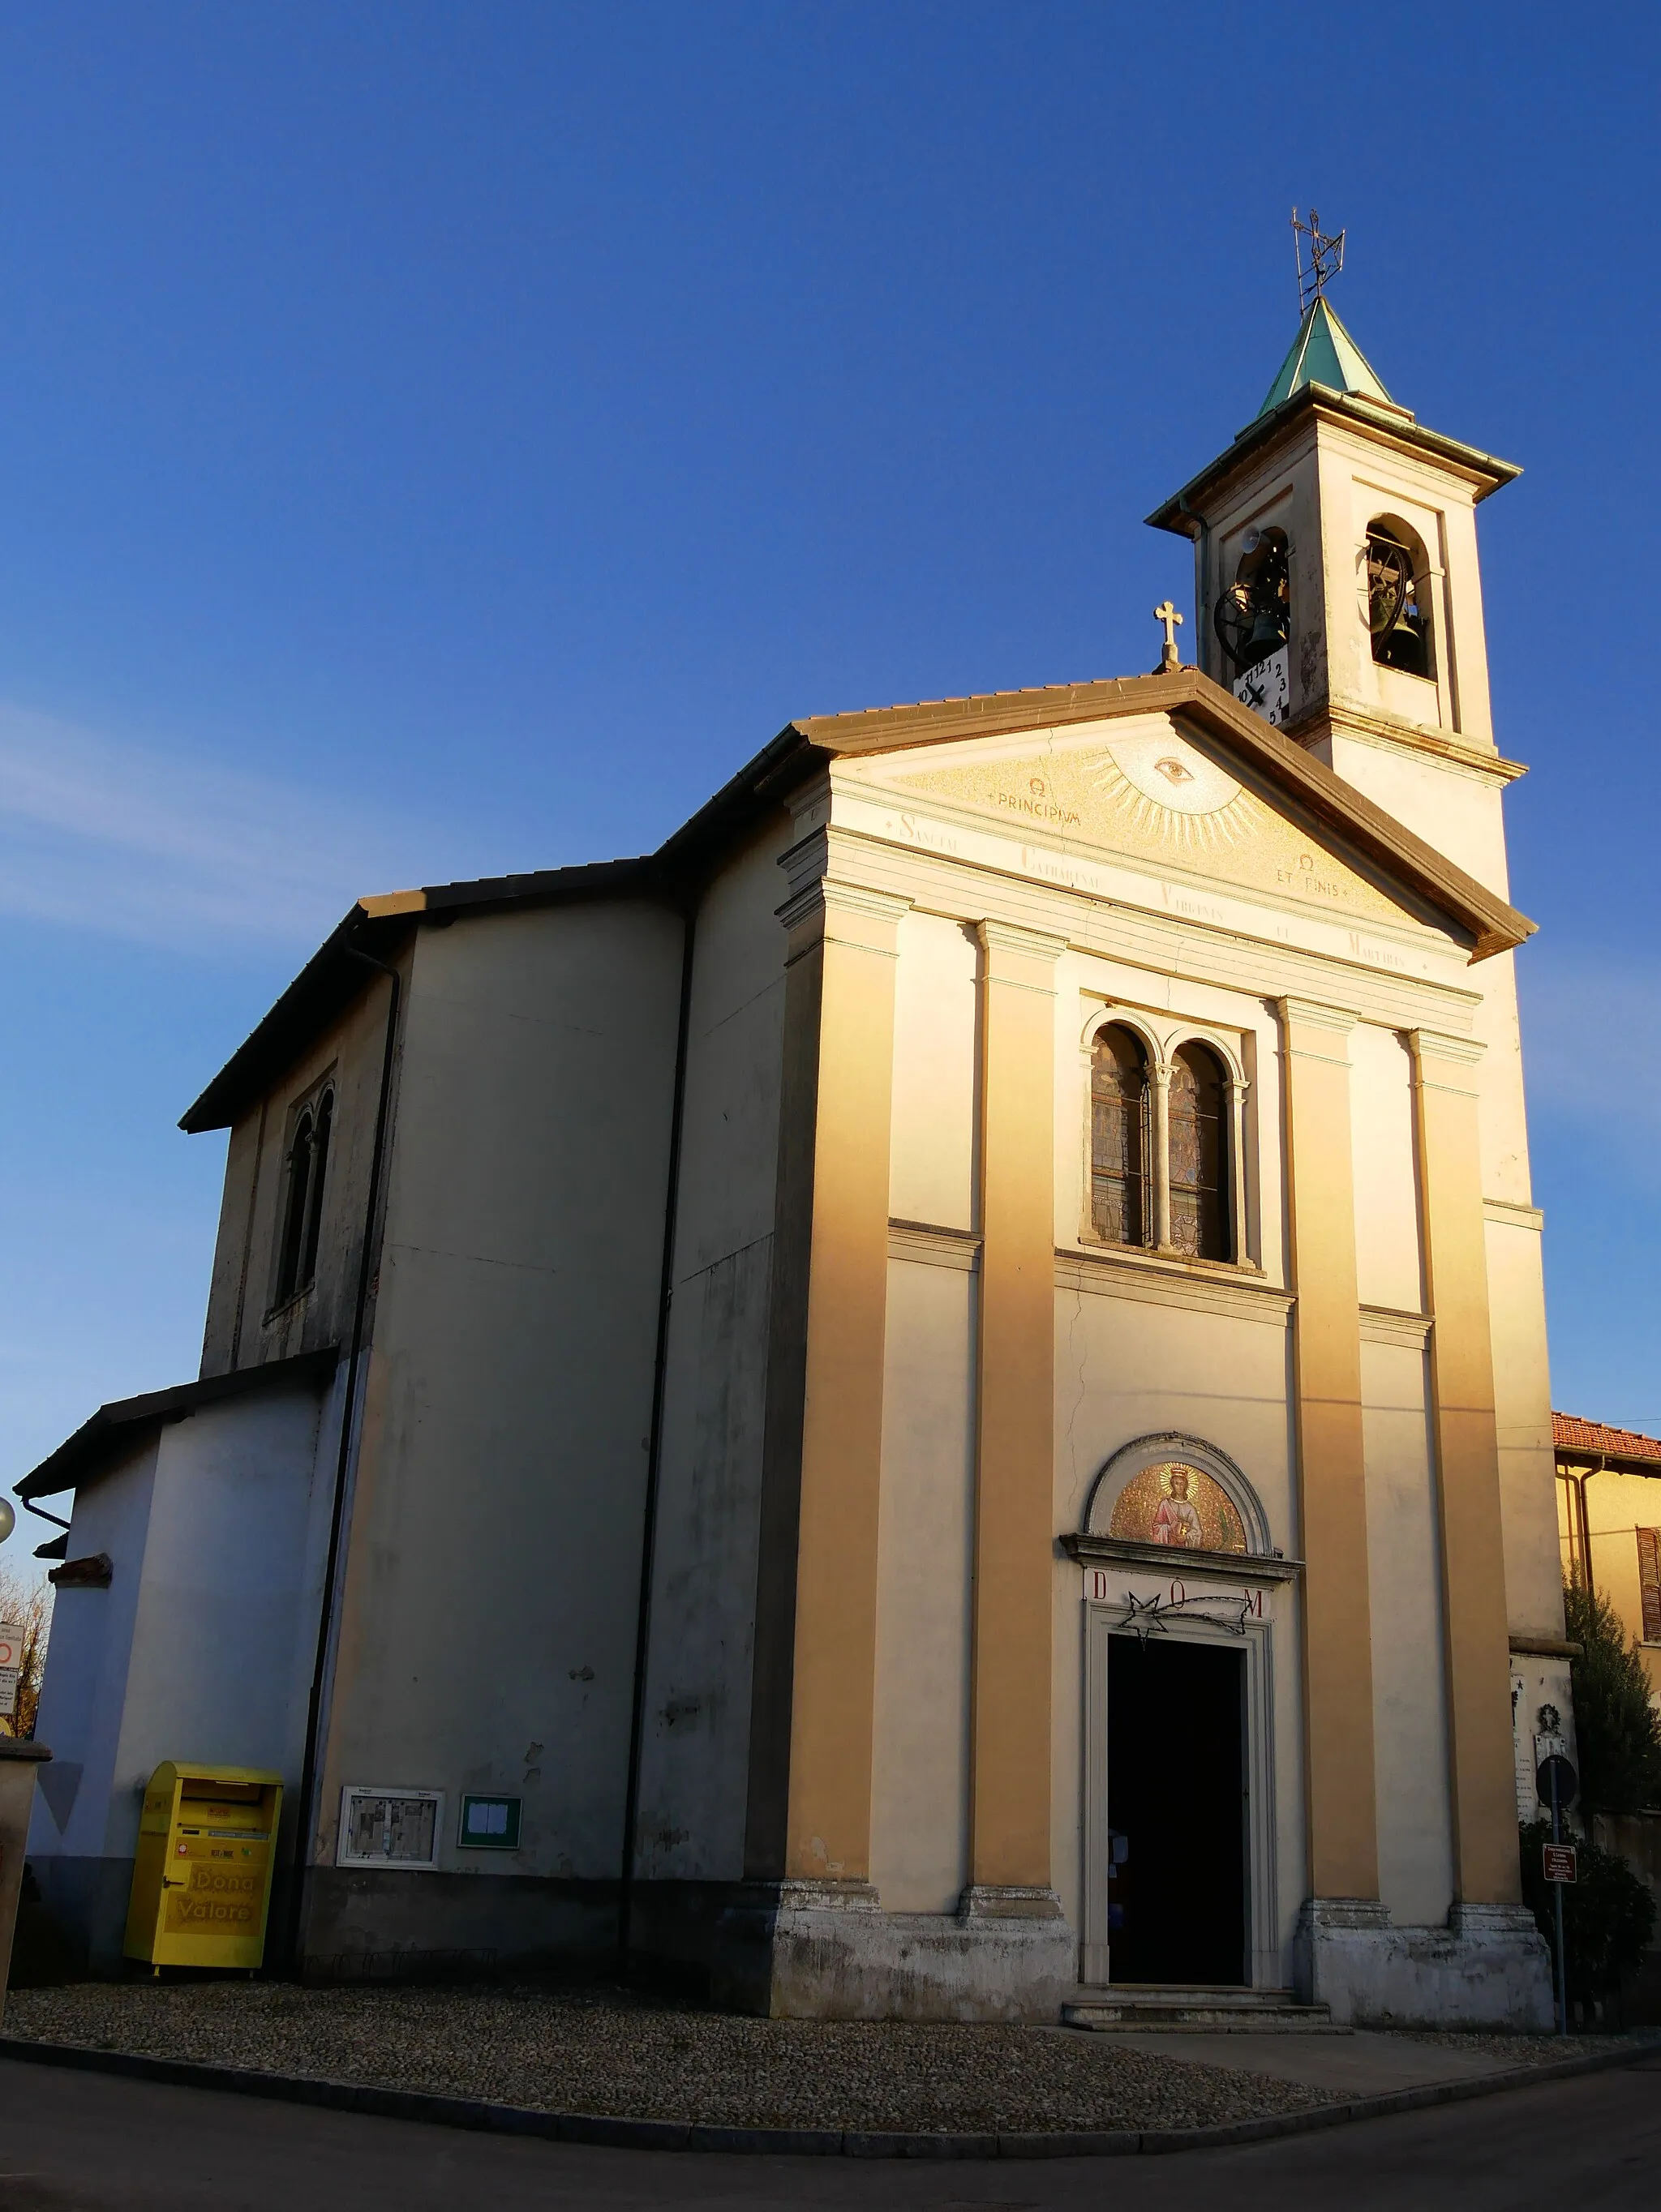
[1365,519,1434,679]
[1213,525,1290,680]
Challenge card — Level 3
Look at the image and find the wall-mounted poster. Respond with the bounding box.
[1108,1462,1247,1554]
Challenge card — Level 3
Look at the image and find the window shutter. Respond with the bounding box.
[1638,1528,1661,1644]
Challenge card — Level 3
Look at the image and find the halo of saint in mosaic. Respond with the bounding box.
[1109,1461,1247,1554]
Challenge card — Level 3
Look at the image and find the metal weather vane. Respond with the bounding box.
[1291,206,1345,314]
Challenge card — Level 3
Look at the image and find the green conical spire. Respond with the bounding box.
[1257,297,1395,418]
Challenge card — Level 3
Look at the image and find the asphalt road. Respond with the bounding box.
[2,2049,1658,2211]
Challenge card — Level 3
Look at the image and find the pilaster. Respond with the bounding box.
[968,920,1065,1902]
[1278,996,1380,1902]
[1410,1027,1520,1905]
[968,915,1070,1902]
[744,876,911,1888]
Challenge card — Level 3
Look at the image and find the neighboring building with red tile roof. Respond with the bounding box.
[1552,1413,1661,1469]
[1553,1415,1661,1699]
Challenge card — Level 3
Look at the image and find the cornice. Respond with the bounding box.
[775,866,912,944]
[826,827,1483,1037]
[1056,1243,1291,1326]
[976,918,1069,962]
[1147,383,1520,537]
[1286,703,1528,787]
[1359,1305,1432,1349]
[1483,1197,1543,1232]
[1062,1531,1303,1584]
[1277,997,1360,1035]
[888,1220,980,1271]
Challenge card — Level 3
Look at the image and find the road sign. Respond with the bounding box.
[0,1620,20,1719]
[1536,1754,1579,1810]
[1543,1842,1578,1884]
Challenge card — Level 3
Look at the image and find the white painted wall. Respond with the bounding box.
[1359,1337,1455,1928]
[28,1378,333,1871]
[28,1437,159,1866]
[315,898,685,1880]
[870,1255,976,1912]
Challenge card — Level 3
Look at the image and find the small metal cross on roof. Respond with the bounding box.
[1153,598,1183,672]
[1292,206,1345,313]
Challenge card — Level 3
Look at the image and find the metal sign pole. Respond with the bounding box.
[1550,1762,1567,2036]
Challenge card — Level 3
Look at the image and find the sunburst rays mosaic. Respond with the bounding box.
[1087,750,1261,855]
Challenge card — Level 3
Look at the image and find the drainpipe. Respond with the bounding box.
[617,898,697,1967]
[1561,1460,1599,1597]
[284,942,403,1973]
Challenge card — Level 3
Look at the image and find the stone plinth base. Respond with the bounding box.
[711,1880,1075,2021]
[1297,1897,1552,2030]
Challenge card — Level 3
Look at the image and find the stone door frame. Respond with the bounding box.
[1079,1590,1280,1989]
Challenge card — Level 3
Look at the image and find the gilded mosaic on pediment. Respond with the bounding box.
[852,722,1410,925]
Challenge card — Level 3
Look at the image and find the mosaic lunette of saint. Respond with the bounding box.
[1107,1461,1247,1554]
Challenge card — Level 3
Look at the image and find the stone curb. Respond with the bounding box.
[0,2032,1650,2160]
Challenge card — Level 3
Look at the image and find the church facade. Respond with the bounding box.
[19,304,1565,2027]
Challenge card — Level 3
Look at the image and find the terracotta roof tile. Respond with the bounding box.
[1552,1412,1661,1464]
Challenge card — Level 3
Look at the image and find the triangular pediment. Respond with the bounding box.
[838,710,1428,934]
[792,671,1531,961]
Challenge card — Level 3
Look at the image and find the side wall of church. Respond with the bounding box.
[304,898,685,1952]
[630,815,795,1912]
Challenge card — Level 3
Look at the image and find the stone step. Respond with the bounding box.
[1062,1987,1341,2032]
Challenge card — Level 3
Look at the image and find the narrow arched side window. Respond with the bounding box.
[1090,1024,1150,1247]
[1169,1044,1229,1261]
[274,1108,316,1305]
[298,1087,333,1291]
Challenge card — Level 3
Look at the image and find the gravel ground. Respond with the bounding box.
[1397,2030,1633,2062]
[3,1980,1344,2134]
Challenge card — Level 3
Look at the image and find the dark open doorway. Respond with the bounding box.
[1106,1634,1247,1986]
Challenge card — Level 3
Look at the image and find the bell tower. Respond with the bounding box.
[1147,236,1522,892]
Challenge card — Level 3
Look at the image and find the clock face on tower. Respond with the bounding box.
[1232,645,1290,727]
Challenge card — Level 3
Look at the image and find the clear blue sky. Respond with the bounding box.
[2,5,1658,1571]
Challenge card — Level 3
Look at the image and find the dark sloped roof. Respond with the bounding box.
[179,860,656,1133]
[1553,1412,1661,1473]
[15,1348,339,1500]
[180,666,1534,1134]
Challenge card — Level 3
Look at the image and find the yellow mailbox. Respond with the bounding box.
[124,1763,283,1971]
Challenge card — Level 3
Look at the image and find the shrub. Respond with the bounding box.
[1519,1819,1656,2004]
[1564,1580,1661,1814]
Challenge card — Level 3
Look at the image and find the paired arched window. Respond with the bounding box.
[274,1085,333,1306]
[1168,1044,1228,1261]
[1364,520,1434,679]
[1090,1027,1232,1262]
[1091,1025,1149,1245]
